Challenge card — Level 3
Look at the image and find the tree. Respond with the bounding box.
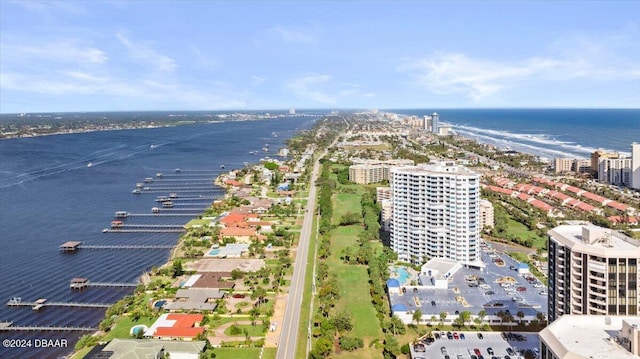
[412,309,423,327]
[439,311,447,326]
[333,311,353,333]
[339,336,364,351]
[383,334,401,358]
[171,259,184,278]
[310,336,333,358]
[516,310,525,324]
[459,310,472,327]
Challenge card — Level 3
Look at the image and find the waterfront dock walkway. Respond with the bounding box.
[6,300,111,309]
[0,322,97,331]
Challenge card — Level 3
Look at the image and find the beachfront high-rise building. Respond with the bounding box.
[431,112,439,134]
[547,224,640,323]
[598,157,632,186]
[591,150,619,178]
[390,161,481,266]
[632,143,640,190]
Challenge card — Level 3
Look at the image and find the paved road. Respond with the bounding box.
[276,150,323,359]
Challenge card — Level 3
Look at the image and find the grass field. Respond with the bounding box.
[212,347,263,359]
[223,324,265,337]
[105,316,156,340]
[505,218,547,248]
[328,225,382,341]
[332,193,362,225]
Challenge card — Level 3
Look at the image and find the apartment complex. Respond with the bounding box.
[390,162,481,266]
[539,315,640,359]
[599,157,632,187]
[348,159,414,184]
[547,224,640,322]
[591,150,620,177]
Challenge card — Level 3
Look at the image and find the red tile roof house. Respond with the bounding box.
[145,313,204,340]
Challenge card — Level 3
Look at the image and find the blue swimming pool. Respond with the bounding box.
[209,249,221,256]
[395,266,411,285]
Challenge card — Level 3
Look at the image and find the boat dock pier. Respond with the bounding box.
[6,297,111,309]
[128,213,197,217]
[60,242,175,252]
[70,277,139,290]
[102,228,185,233]
[0,321,98,332]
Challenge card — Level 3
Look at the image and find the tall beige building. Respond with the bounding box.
[591,150,619,178]
[479,199,494,231]
[348,159,414,184]
[547,224,640,322]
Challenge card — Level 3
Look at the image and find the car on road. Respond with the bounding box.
[477,333,484,339]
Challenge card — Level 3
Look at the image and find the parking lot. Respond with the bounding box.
[389,242,548,323]
[411,331,540,359]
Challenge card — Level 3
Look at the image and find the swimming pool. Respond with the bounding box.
[209,249,221,256]
[395,266,411,285]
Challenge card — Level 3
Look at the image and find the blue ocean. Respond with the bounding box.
[392,108,640,159]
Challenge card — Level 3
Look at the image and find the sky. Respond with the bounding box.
[1,1,639,113]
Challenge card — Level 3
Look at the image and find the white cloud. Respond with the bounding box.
[401,47,640,101]
[116,32,177,73]
[251,76,266,86]
[2,40,108,65]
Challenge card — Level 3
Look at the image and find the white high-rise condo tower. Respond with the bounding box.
[390,161,481,266]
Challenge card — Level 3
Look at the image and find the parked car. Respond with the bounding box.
[447,332,453,339]
[485,290,495,295]
[441,346,448,355]
[487,347,494,355]
[460,333,465,339]
[453,332,459,339]
[517,286,527,292]
[477,333,484,339]
[506,348,515,355]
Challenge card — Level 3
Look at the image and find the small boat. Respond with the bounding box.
[87,162,93,168]
[132,189,142,194]
[144,177,153,183]
[162,201,174,208]
[150,144,157,149]
[220,164,225,169]
[115,211,129,218]
[175,168,181,173]
[152,207,160,213]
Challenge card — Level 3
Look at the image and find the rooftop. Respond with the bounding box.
[549,224,640,255]
[539,315,640,359]
[391,161,479,177]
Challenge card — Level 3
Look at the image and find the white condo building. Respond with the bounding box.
[390,162,481,266]
[632,143,640,190]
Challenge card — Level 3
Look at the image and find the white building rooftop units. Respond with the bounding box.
[549,224,640,255]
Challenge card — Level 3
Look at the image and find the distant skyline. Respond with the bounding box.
[1,1,639,113]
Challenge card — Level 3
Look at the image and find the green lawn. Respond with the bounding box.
[328,226,382,340]
[212,348,263,359]
[505,218,546,248]
[104,316,157,340]
[223,324,265,337]
[332,193,362,225]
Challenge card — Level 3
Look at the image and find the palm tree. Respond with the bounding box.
[516,310,525,324]
[412,309,423,327]
[439,311,447,326]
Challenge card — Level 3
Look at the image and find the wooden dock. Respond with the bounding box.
[128,213,197,217]
[6,299,111,309]
[0,322,97,331]
[87,282,139,288]
[62,242,175,252]
[102,228,185,233]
